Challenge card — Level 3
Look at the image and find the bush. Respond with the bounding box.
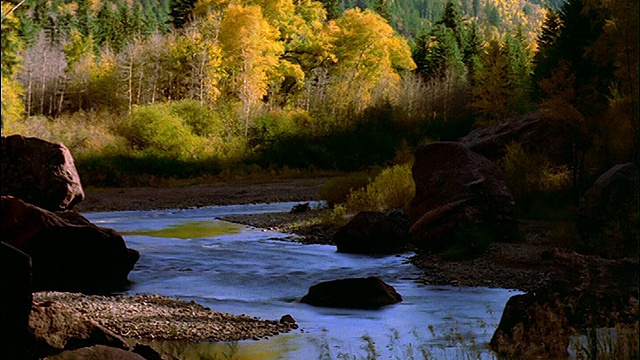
[118,103,202,158]
[344,163,415,213]
[170,99,225,137]
[500,142,573,219]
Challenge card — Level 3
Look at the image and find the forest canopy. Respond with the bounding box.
[1,0,637,192]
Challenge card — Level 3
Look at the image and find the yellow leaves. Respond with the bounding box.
[329,8,415,109]
[1,77,25,134]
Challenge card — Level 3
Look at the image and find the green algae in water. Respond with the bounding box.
[122,221,244,239]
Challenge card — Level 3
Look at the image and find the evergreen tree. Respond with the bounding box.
[321,0,340,20]
[170,0,197,29]
[437,1,464,48]
[75,0,94,38]
[502,26,533,114]
[373,0,391,23]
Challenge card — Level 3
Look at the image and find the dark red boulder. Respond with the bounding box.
[2,135,84,211]
[334,209,409,254]
[1,196,139,292]
[409,142,515,253]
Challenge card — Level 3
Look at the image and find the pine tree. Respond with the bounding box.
[321,0,340,20]
[170,0,197,29]
[373,0,391,23]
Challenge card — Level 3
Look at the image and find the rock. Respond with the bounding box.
[131,344,163,360]
[43,345,145,360]
[1,242,36,360]
[577,163,639,258]
[334,209,409,254]
[300,277,402,309]
[279,314,296,324]
[1,135,84,211]
[490,290,572,358]
[290,202,311,213]
[30,301,129,358]
[409,142,515,253]
[491,249,639,358]
[1,196,139,292]
[459,110,575,165]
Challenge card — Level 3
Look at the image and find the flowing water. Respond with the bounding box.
[85,203,522,360]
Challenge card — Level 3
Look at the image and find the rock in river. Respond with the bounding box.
[300,277,402,309]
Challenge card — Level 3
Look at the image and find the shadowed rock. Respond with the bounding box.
[44,346,146,360]
[334,209,409,254]
[459,110,575,166]
[0,242,36,360]
[491,249,639,358]
[300,277,402,309]
[577,163,639,258]
[1,135,84,211]
[409,142,515,253]
[1,196,139,292]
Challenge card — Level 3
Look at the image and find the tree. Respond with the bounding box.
[218,4,283,136]
[372,0,391,23]
[471,40,512,126]
[170,0,197,28]
[329,8,415,113]
[502,26,533,114]
[2,1,25,130]
[320,0,339,20]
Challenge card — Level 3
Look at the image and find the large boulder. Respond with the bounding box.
[44,345,146,360]
[459,110,575,165]
[577,163,639,258]
[334,209,409,254]
[1,196,139,292]
[491,249,639,358]
[1,242,36,360]
[300,277,402,309]
[1,135,84,211]
[409,142,515,253]
[490,290,572,358]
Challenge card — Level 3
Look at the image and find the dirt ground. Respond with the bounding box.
[76,177,332,213]
[76,177,562,292]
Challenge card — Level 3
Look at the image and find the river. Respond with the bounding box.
[85,202,521,360]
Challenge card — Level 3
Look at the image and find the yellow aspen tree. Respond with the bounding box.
[330,8,415,113]
[218,4,284,136]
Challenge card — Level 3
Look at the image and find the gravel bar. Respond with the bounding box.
[33,292,298,342]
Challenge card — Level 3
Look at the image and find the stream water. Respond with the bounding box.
[85,203,521,360]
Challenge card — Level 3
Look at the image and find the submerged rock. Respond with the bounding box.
[300,277,402,309]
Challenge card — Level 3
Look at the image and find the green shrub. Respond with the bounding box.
[170,99,225,137]
[119,103,201,158]
[344,163,415,213]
